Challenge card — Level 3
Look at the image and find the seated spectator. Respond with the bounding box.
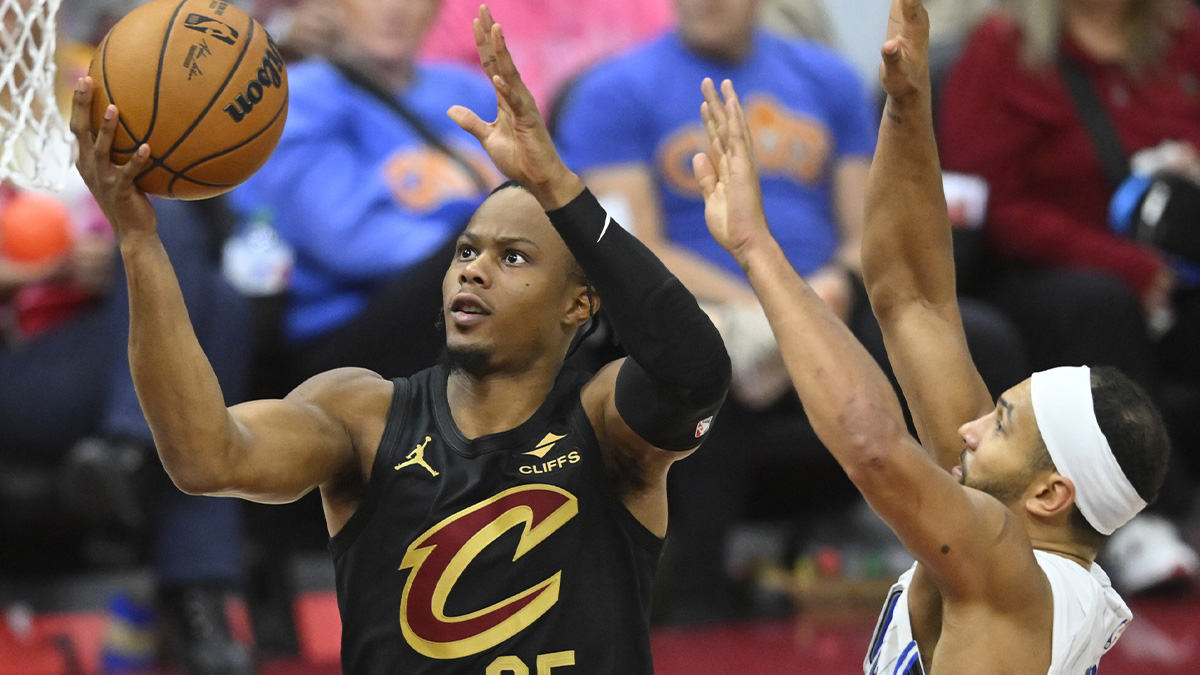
[229,0,498,386]
[421,0,675,113]
[939,0,1200,593]
[0,179,254,675]
[554,0,1027,621]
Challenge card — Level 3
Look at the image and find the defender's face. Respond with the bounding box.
[342,0,440,65]
[956,379,1047,505]
[442,189,586,369]
[675,0,760,59]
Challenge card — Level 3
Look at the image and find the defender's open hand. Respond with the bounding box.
[70,77,156,240]
[879,0,930,105]
[694,78,768,261]
[448,5,580,208]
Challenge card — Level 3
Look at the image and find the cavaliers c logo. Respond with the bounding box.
[398,485,579,659]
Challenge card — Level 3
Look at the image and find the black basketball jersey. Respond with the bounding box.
[330,364,663,674]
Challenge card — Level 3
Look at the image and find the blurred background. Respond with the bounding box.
[2,0,1199,672]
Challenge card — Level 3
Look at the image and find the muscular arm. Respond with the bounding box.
[71,79,365,505]
[833,158,870,273]
[700,73,1024,597]
[861,8,992,468]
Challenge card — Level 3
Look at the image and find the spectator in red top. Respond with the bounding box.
[939,0,1200,594]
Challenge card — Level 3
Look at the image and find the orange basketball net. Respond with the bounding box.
[0,0,75,191]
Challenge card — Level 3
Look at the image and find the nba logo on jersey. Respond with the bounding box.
[695,416,713,438]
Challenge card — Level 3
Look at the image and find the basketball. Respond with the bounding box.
[87,0,289,200]
[0,191,74,264]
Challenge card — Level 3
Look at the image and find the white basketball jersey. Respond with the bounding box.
[864,551,1132,675]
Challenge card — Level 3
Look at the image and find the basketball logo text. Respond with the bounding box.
[223,38,285,123]
[398,485,578,659]
[183,13,239,46]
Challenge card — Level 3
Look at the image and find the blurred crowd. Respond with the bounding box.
[3,0,1200,672]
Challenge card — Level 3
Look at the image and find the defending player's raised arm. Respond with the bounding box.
[450,5,731,468]
[70,77,367,507]
[698,78,1017,591]
[861,0,992,468]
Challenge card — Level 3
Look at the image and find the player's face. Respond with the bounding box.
[441,189,590,372]
[955,380,1048,505]
[675,0,760,59]
[341,0,440,65]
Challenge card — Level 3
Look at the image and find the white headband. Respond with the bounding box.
[1030,366,1146,535]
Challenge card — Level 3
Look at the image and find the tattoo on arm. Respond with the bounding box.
[886,104,903,125]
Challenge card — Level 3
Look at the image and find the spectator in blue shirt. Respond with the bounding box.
[230,0,498,384]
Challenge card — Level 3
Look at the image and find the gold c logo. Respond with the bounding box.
[398,485,579,659]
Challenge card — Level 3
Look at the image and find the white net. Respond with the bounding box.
[0,0,75,192]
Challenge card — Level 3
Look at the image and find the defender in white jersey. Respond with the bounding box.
[692,1,1170,673]
[867,551,1131,674]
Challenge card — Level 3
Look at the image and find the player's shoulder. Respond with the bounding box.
[289,367,395,422]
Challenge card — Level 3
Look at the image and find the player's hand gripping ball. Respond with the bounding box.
[88,0,289,200]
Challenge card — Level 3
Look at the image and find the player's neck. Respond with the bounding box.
[1029,536,1097,570]
[444,361,560,439]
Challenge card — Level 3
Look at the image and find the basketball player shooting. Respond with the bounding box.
[68,5,729,672]
[695,1,1168,672]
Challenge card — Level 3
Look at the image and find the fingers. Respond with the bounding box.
[448,105,489,142]
[489,22,537,119]
[700,78,728,134]
[120,144,152,185]
[69,77,95,165]
[700,101,724,160]
[692,152,717,199]
[881,37,902,62]
[720,80,752,162]
[472,12,499,81]
[94,103,118,161]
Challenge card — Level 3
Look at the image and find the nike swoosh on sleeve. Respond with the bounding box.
[596,214,612,243]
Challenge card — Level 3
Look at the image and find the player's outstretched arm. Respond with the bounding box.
[70,78,367,505]
[699,78,1019,591]
[861,0,992,468]
[450,6,730,532]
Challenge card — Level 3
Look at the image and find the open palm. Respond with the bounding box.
[693,78,770,260]
[448,5,566,190]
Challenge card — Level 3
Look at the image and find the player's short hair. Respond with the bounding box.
[1045,366,1171,546]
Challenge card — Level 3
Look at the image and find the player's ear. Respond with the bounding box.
[1025,472,1076,522]
[563,284,596,329]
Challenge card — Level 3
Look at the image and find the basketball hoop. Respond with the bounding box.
[0,0,76,192]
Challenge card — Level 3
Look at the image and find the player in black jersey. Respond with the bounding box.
[69,5,729,674]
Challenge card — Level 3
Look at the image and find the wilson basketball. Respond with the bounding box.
[88,0,288,200]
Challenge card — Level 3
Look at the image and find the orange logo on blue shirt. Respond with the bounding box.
[657,94,831,196]
[383,147,495,212]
